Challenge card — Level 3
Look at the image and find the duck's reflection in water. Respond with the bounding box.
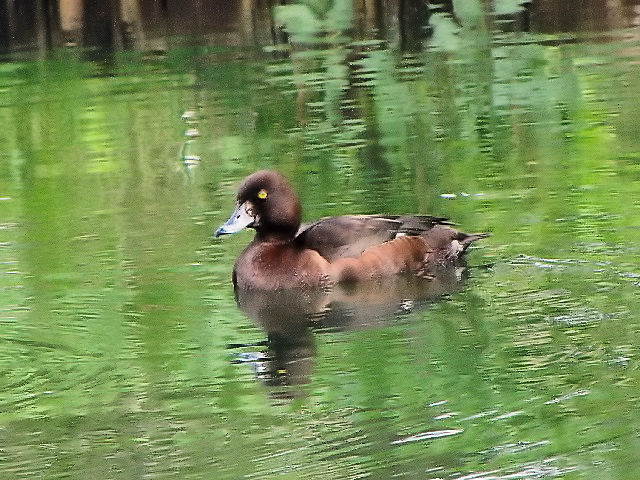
[233,265,469,398]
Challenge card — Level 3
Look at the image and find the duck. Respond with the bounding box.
[215,170,488,290]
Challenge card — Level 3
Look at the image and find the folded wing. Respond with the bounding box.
[296,215,454,262]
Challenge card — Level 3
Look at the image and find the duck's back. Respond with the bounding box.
[295,214,487,284]
[295,215,454,261]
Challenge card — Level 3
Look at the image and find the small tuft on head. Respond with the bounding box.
[237,170,288,202]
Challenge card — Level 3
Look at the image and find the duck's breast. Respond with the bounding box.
[233,241,331,290]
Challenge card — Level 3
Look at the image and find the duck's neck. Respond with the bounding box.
[254,228,297,244]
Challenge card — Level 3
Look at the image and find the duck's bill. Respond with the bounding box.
[215,202,255,237]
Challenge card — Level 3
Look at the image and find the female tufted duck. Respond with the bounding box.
[215,170,488,290]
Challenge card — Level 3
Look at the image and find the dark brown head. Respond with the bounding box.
[215,170,302,241]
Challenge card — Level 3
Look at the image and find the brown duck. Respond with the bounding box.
[215,170,488,290]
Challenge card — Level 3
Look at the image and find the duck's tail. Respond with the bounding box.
[460,232,491,250]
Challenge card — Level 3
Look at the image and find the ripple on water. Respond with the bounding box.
[391,428,464,445]
[453,461,578,480]
[547,307,612,327]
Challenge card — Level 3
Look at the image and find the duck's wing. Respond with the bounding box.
[296,215,453,262]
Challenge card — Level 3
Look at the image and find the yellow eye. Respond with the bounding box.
[257,189,268,199]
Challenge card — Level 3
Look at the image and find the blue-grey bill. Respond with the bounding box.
[215,203,254,237]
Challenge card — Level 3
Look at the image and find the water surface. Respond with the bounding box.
[1,8,640,479]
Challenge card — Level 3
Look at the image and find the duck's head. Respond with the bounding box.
[215,170,302,241]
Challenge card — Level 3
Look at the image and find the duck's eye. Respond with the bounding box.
[257,189,268,200]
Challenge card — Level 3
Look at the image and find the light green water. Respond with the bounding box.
[1,15,640,480]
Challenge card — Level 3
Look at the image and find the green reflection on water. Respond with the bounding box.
[1,23,640,480]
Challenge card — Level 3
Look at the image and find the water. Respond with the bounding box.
[1,8,640,480]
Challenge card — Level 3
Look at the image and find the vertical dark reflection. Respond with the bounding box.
[82,0,122,55]
[0,0,10,53]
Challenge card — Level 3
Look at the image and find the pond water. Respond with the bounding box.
[1,6,640,480]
